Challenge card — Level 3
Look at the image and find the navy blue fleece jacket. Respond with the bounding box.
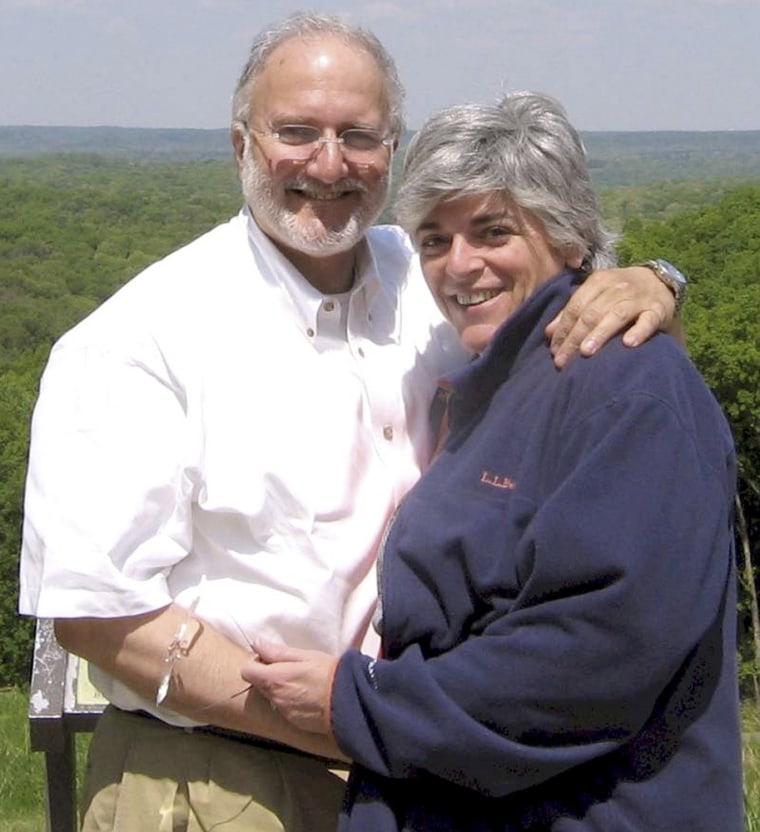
[331,271,743,831]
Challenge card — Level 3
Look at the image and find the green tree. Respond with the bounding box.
[619,186,760,695]
[0,358,42,686]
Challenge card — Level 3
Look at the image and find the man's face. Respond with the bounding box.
[236,35,393,261]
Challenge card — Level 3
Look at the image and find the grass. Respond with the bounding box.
[0,688,758,829]
[0,687,47,832]
[744,701,760,832]
[0,688,89,832]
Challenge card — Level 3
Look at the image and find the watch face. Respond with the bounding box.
[657,259,688,286]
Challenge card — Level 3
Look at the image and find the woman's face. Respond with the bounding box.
[415,192,581,354]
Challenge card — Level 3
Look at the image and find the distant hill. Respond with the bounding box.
[582,130,760,186]
[0,126,233,162]
[1,125,760,187]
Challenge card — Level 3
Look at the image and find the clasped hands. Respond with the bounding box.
[242,639,339,736]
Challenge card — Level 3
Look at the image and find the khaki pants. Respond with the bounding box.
[81,707,347,832]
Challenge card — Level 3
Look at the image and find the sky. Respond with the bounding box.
[1,0,759,133]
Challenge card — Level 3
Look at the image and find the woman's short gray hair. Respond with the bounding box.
[395,91,616,270]
[231,11,405,141]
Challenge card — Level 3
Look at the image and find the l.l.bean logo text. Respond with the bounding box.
[480,471,517,490]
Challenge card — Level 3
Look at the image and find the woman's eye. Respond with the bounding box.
[483,226,512,242]
[418,236,448,254]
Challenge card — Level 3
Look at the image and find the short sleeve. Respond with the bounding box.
[19,337,196,618]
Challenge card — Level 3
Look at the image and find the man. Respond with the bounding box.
[19,12,680,832]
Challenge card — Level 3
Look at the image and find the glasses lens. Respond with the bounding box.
[340,129,385,152]
[275,125,322,146]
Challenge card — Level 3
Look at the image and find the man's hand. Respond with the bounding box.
[546,265,680,368]
[242,640,339,736]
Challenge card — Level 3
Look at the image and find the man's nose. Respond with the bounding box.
[306,138,349,184]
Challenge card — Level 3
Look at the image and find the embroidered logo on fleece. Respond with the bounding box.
[480,471,517,490]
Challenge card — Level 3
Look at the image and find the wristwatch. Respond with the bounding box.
[638,259,689,313]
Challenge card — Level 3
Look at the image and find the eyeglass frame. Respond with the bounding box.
[242,121,394,161]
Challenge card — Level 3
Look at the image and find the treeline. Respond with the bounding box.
[0,155,758,691]
[585,130,760,187]
[4,126,760,186]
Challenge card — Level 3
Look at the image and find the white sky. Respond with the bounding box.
[1,0,758,132]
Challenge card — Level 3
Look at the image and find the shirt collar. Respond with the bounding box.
[243,207,397,344]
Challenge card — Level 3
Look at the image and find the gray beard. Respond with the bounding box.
[240,144,389,257]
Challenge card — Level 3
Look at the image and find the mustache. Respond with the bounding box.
[282,175,370,197]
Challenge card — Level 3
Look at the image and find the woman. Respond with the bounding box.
[243,93,743,831]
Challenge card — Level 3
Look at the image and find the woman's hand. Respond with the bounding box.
[546,265,680,368]
[241,640,339,736]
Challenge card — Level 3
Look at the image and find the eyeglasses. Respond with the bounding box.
[250,123,393,161]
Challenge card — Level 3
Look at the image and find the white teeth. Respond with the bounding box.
[293,189,347,201]
[287,177,366,201]
[456,290,500,306]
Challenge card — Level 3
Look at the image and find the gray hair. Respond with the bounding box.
[231,11,405,141]
[395,91,616,271]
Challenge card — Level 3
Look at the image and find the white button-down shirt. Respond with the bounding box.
[19,209,467,723]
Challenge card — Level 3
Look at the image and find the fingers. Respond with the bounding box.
[546,273,609,361]
[554,299,668,367]
[548,266,676,368]
[250,638,302,664]
[240,648,339,735]
[239,639,291,688]
[240,653,269,688]
[620,308,667,348]
[549,286,626,368]
[240,657,297,710]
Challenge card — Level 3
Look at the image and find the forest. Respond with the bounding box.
[0,136,759,698]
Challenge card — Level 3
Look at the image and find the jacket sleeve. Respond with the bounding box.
[330,389,735,797]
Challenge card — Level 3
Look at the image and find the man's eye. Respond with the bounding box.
[275,125,320,145]
[340,129,384,150]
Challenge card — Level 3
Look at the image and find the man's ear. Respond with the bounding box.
[231,127,246,170]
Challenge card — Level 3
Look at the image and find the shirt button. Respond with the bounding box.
[323,301,335,312]
[358,347,365,358]
[306,327,315,338]
[383,425,394,441]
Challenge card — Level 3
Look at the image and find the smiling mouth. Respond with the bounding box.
[289,187,354,201]
[286,178,366,202]
[456,290,501,307]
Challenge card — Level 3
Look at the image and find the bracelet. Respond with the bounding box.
[156,586,203,706]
